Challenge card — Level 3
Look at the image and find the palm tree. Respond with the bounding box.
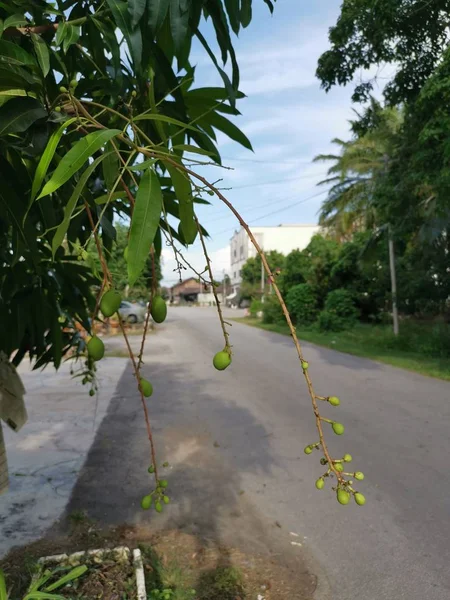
[313,101,403,334]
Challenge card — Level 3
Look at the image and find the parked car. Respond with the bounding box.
[119,301,146,323]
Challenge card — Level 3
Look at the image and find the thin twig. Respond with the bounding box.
[196,216,231,353]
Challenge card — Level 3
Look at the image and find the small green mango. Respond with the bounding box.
[151,296,167,324]
[100,290,121,317]
[155,501,163,513]
[315,478,325,490]
[213,351,231,371]
[163,495,170,504]
[332,422,345,435]
[354,472,365,481]
[159,479,168,488]
[343,454,352,462]
[141,495,152,510]
[337,489,350,505]
[304,445,313,455]
[328,396,340,406]
[140,378,153,398]
[334,462,344,472]
[87,336,104,361]
[354,492,366,506]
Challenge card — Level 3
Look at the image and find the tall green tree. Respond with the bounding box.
[316,0,450,104]
[0,0,274,368]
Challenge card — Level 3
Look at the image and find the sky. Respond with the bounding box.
[161,0,386,286]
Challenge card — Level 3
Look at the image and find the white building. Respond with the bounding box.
[229,224,321,300]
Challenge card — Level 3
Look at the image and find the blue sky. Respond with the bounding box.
[162,0,385,285]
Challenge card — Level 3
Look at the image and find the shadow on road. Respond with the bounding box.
[62,357,284,557]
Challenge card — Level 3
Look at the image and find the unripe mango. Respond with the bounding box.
[163,495,170,504]
[354,492,366,506]
[304,445,313,455]
[155,501,162,513]
[151,296,167,323]
[87,336,104,361]
[354,471,364,481]
[140,378,153,398]
[159,479,168,488]
[328,396,340,406]
[100,290,121,317]
[337,489,350,505]
[89,389,95,397]
[343,454,352,462]
[301,361,309,370]
[334,463,344,472]
[315,478,325,490]
[332,422,345,435]
[141,495,152,510]
[213,351,231,371]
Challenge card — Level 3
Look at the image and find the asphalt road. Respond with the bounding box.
[68,307,450,599]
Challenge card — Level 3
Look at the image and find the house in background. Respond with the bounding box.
[228,224,321,302]
[170,277,225,306]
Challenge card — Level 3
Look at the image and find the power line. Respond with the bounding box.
[202,189,305,226]
[229,172,326,190]
[209,189,327,238]
[221,155,314,165]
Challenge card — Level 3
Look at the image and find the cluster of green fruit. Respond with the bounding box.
[303,390,366,506]
[314,454,366,506]
[141,465,170,513]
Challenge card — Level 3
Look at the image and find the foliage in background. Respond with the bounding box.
[286,284,318,326]
[316,0,450,104]
[318,288,359,332]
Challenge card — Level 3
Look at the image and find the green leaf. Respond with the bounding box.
[240,0,252,27]
[203,111,253,151]
[45,566,88,592]
[55,21,66,47]
[170,0,189,57]
[102,141,119,190]
[24,592,66,600]
[165,161,196,243]
[4,14,27,28]
[0,86,27,97]
[172,144,214,156]
[195,30,236,109]
[62,24,80,53]
[0,569,6,600]
[0,39,36,67]
[128,169,163,285]
[106,0,142,71]
[52,153,112,256]
[31,33,50,76]
[262,0,275,13]
[134,112,199,133]
[225,0,240,34]
[148,0,169,34]
[94,191,127,204]
[128,157,157,171]
[30,117,77,202]
[0,97,46,136]
[128,0,147,27]
[38,129,121,199]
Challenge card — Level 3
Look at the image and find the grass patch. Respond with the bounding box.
[234,317,450,380]
[197,566,245,600]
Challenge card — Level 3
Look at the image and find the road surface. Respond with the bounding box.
[67,307,450,600]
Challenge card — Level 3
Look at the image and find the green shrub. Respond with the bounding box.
[249,299,263,317]
[262,295,284,324]
[318,289,359,331]
[286,284,318,325]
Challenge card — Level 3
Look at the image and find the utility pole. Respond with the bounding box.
[388,226,399,336]
[260,256,265,303]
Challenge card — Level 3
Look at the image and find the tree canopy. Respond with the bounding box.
[0,0,275,369]
[317,0,450,103]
